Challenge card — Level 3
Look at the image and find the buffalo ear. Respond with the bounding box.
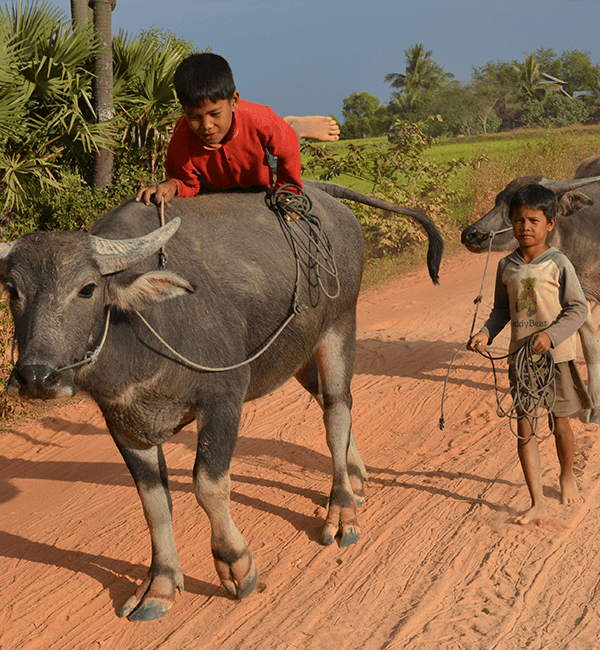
[107,270,194,311]
[557,191,594,217]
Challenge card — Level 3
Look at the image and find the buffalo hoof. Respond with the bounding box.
[339,526,361,548]
[124,598,173,621]
[320,501,361,547]
[117,570,183,621]
[214,549,258,599]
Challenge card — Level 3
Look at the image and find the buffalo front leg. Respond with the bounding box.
[578,309,600,423]
[194,404,258,599]
[112,433,183,621]
[315,323,361,548]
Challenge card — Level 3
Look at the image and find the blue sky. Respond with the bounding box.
[51,0,600,120]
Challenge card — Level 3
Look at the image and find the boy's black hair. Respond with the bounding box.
[509,183,558,222]
[174,53,236,107]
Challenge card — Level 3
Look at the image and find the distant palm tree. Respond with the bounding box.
[515,54,559,102]
[385,44,453,101]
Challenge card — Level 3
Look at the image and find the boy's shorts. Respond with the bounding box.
[510,359,592,418]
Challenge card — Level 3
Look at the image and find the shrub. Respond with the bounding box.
[524,96,590,128]
[302,116,484,254]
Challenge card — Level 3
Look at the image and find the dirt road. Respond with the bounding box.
[2,250,600,650]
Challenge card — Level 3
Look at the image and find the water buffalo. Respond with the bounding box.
[0,181,443,621]
[575,154,600,179]
[461,174,600,422]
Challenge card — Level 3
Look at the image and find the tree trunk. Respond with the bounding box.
[91,0,115,188]
[69,0,91,27]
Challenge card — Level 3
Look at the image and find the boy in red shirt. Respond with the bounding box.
[137,52,337,205]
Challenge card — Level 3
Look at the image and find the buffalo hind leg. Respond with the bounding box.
[313,321,363,547]
[193,401,258,599]
[579,309,600,423]
[295,357,367,506]
[111,432,184,621]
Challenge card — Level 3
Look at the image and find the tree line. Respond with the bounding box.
[340,44,600,139]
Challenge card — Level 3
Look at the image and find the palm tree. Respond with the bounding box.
[113,27,194,180]
[69,0,91,27]
[385,44,453,104]
[515,53,559,102]
[0,0,110,210]
[91,0,116,188]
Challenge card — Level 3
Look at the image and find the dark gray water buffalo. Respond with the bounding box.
[461,174,600,422]
[0,181,443,621]
[575,154,600,179]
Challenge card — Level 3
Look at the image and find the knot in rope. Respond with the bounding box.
[266,184,340,301]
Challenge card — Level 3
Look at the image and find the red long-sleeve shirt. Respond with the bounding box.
[166,99,303,196]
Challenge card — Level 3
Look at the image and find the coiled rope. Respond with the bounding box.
[266,184,340,300]
[438,227,556,440]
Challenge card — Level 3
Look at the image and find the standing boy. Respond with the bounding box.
[137,52,336,206]
[468,183,591,524]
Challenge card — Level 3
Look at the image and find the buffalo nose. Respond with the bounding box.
[8,363,60,398]
[461,226,477,244]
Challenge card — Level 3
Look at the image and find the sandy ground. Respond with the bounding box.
[2,249,600,650]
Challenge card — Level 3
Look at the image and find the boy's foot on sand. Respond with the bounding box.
[515,503,547,525]
[560,474,584,505]
[285,116,340,141]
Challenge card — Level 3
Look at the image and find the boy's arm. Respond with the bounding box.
[136,118,200,204]
[264,112,303,190]
[480,261,511,344]
[164,117,202,198]
[544,256,589,348]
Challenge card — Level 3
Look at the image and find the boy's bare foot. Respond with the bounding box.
[560,474,584,505]
[515,503,547,525]
[285,116,340,142]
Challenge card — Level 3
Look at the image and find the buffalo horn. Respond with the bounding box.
[0,241,17,261]
[540,176,600,192]
[91,217,181,275]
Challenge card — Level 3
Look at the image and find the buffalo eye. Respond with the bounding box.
[78,283,96,299]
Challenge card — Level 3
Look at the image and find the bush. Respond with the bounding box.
[524,95,590,128]
[303,116,484,254]
[0,144,154,240]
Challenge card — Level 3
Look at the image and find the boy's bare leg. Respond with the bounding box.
[284,116,340,142]
[552,414,583,505]
[516,417,547,524]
